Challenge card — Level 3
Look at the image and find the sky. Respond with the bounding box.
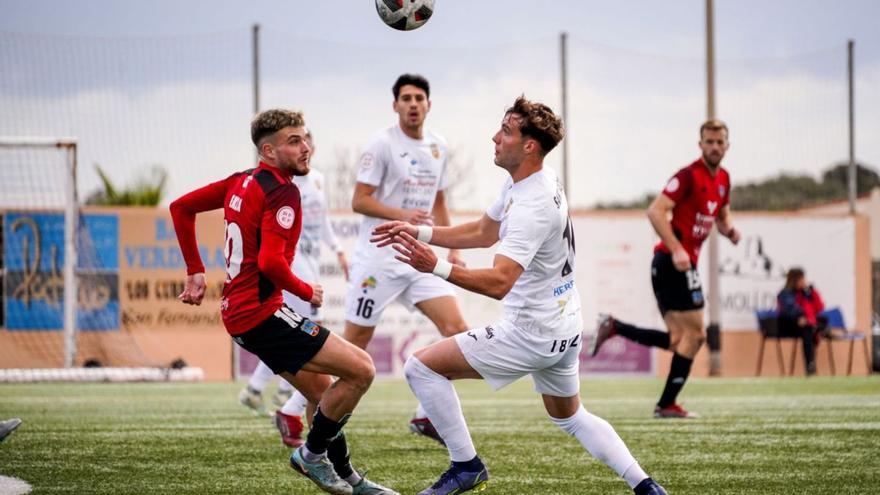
[1,0,878,209]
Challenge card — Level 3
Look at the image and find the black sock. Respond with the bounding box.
[657,353,693,408]
[615,320,670,349]
[306,408,349,455]
[452,456,483,472]
[327,431,354,479]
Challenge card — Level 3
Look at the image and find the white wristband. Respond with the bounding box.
[432,259,453,280]
[416,225,433,243]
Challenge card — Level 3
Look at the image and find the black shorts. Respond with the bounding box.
[232,305,330,376]
[651,251,705,315]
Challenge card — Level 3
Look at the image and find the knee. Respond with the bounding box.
[668,333,683,349]
[438,319,468,337]
[349,351,375,393]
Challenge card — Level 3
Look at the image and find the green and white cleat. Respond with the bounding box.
[351,472,400,495]
[290,446,353,495]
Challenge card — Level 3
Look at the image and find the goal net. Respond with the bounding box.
[0,137,202,382]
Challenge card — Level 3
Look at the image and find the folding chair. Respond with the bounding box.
[819,307,871,376]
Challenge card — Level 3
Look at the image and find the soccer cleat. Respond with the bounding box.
[290,446,353,495]
[238,387,269,416]
[0,418,22,442]
[417,462,489,495]
[654,403,699,419]
[409,417,445,446]
[351,472,400,495]
[591,313,616,357]
[272,389,293,408]
[275,411,305,447]
[633,478,668,495]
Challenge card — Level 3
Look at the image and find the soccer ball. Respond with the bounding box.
[375,0,434,31]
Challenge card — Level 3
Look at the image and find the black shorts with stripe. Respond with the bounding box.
[232,305,330,375]
[651,251,705,315]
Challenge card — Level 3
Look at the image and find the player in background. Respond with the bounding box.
[373,97,666,495]
[346,74,468,443]
[592,119,741,419]
[236,129,352,449]
[171,109,397,495]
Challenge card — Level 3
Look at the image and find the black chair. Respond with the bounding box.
[755,310,789,376]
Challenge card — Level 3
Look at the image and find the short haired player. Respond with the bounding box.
[373,97,667,495]
[592,120,741,419]
[170,109,396,495]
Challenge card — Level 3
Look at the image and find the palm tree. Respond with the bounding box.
[85,164,167,206]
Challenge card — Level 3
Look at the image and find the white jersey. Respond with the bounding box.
[485,167,582,338]
[353,124,450,274]
[290,169,340,284]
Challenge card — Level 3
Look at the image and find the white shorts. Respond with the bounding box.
[455,320,582,397]
[344,262,455,327]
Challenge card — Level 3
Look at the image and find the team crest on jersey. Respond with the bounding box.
[360,275,378,292]
[430,143,441,159]
[718,185,726,197]
[301,320,320,337]
[276,206,295,229]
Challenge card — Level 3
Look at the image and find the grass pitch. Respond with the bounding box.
[1,377,878,494]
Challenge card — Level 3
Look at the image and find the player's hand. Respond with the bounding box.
[391,231,439,274]
[724,227,741,245]
[447,249,466,268]
[309,283,324,307]
[798,316,808,327]
[371,221,417,248]
[671,248,692,272]
[178,273,206,306]
[336,251,350,281]
[402,209,434,226]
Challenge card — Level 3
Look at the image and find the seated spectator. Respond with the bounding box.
[777,267,827,375]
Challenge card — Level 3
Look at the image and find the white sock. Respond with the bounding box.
[282,390,309,417]
[248,361,275,392]
[277,378,294,393]
[550,406,648,489]
[415,402,427,419]
[404,356,476,462]
[301,444,325,462]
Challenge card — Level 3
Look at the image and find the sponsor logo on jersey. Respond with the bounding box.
[666,177,680,193]
[553,280,576,297]
[229,194,242,212]
[301,320,320,337]
[430,143,441,159]
[276,206,295,229]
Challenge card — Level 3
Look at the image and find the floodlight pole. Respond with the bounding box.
[705,0,723,376]
[560,31,570,200]
[847,40,856,214]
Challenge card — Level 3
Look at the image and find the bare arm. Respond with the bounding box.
[390,231,522,300]
[432,189,466,266]
[646,194,691,271]
[715,205,740,244]
[351,182,434,225]
[371,213,500,251]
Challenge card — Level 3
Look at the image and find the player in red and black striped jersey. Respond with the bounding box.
[593,120,741,419]
[170,109,398,495]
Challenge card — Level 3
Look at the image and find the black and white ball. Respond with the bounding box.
[375,0,434,31]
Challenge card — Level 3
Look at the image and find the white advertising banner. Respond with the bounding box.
[238,212,856,378]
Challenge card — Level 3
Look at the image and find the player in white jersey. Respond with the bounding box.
[346,74,468,443]
[372,97,666,495]
[238,130,351,449]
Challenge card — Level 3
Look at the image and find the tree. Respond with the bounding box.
[85,164,167,206]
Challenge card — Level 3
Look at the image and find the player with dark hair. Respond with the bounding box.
[346,73,468,443]
[593,119,741,419]
[374,96,666,495]
[170,108,397,495]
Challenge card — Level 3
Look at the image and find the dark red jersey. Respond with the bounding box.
[654,158,730,265]
[170,162,313,335]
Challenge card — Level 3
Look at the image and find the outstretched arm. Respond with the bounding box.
[388,230,521,300]
[169,180,228,305]
[371,213,500,251]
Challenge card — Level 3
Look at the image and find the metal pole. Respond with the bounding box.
[62,141,78,368]
[252,24,261,166]
[848,39,856,214]
[560,31,570,200]
[705,0,722,376]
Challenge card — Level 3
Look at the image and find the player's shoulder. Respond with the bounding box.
[423,128,448,149]
[512,170,559,211]
[365,125,397,147]
[254,168,298,202]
